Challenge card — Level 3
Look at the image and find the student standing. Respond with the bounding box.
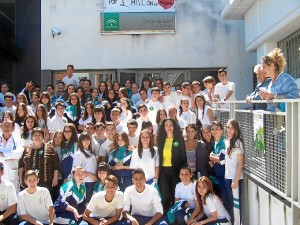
[73,132,98,203]
[157,118,187,212]
[109,132,132,192]
[209,121,226,198]
[223,119,244,225]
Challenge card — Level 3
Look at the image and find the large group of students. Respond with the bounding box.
[0,48,299,225]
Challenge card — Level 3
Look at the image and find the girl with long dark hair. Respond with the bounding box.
[223,119,244,225]
[73,132,98,202]
[35,104,51,142]
[108,132,132,192]
[130,129,159,184]
[64,93,82,131]
[194,95,214,126]
[61,123,78,182]
[21,114,37,147]
[78,101,94,132]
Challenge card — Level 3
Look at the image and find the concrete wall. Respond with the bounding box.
[244,0,300,52]
[41,0,256,99]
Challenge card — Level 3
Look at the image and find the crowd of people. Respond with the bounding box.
[0,47,299,225]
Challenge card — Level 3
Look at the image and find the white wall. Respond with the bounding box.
[244,0,300,52]
[41,0,256,99]
[246,179,293,225]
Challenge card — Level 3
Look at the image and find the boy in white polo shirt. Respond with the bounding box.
[0,162,18,225]
[17,170,54,225]
[83,175,123,225]
[122,168,168,225]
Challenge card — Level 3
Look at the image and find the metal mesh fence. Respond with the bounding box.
[213,108,287,193]
[212,109,230,128]
[236,111,286,193]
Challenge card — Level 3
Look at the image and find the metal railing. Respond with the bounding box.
[212,99,300,224]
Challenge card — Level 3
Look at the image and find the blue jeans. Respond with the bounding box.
[123,215,168,225]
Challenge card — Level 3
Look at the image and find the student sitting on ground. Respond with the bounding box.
[83,175,123,225]
[0,162,18,225]
[54,166,86,225]
[17,170,54,225]
[122,168,168,225]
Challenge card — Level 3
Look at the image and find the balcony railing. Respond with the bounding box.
[212,99,300,224]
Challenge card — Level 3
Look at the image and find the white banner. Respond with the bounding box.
[253,110,265,154]
[103,0,175,13]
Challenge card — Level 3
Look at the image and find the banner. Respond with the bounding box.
[253,110,265,154]
[100,12,175,33]
[103,0,175,13]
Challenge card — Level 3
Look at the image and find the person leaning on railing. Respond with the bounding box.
[259,48,299,112]
[246,64,271,110]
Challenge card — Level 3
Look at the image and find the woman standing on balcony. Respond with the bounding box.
[223,119,244,225]
[259,48,299,112]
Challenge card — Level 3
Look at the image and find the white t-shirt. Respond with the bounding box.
[146,100,163,124]
[128,135,139,147]
[178,110,196,129]
[136,118,158,134]
[123,184,163,217]
[0,179,17,211]
[115,122,128,133]
[225,139,244,180]
[214,81,236,109]
[131,93,142,105]
[87,191,124,218]
[79,115,92,127]
[120,110,132,124]
[91,138,101,156]
[17,187,53,224]
[48,115,67,134]
[203,194,230,221]
[99,139,114,158]
[172,92,193,110]
[197,106,212,126]
[73,149,97,183]
[130,147,159,181]
[175,182,196,209]
[62,74,80,87]
[162,94,176,111]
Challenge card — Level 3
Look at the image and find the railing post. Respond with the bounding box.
[229,101,236,119]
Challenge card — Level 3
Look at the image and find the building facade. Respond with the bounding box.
[40,0,256,99]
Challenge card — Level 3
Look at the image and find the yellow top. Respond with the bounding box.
[162,137,173,167]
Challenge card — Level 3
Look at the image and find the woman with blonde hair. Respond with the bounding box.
[259,48,299,111]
